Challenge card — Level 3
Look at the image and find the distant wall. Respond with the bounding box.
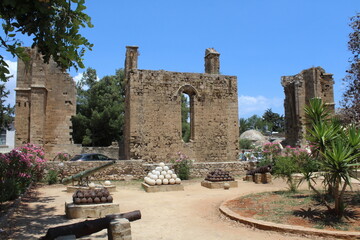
[46,160,255,181]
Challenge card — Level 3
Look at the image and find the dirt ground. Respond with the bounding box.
[0,178,339,240]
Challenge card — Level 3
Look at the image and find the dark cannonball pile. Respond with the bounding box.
[205,169,234,182]
[72,188,113,204]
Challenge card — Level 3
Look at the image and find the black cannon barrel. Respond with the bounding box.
[246,164,272,176]
[61,160,116,184]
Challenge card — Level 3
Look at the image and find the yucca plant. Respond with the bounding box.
[321,140,360,216]
[304,98,360,217]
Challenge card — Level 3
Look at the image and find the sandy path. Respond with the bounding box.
[2,178,326,240]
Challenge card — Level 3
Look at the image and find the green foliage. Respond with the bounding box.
[0,0,93,82]
[181,94,190,142]
[239,118,251,135]
[72,68,125,146]
[239,138,253,150]
[45,169,58,185]
[273,156,299,192]
[247,114,266,132]
[0,78,14,130]
[240,110,284,135]
[305,98,360,216]
[341,13,360,124]
[172,152,192,180]
[262,108,284,133]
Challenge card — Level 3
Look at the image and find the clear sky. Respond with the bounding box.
[2,0,359,118]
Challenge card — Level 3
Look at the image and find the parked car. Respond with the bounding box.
[70,153,115,161]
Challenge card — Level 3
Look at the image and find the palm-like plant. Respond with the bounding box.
[304,97,331,124]
[321,140,360,216]
[304,98,360,217]
[306,121,341,155]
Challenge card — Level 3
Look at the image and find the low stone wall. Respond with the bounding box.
[46,160,256,181]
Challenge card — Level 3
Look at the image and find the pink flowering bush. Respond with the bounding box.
[172,152,192,180]
[54,152,70,161]
[262,142,282,160]
[0,143,47,202]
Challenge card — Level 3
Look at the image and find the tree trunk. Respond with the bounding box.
[40,210,141,240]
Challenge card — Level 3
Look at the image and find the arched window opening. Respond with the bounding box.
[181,93,191,142]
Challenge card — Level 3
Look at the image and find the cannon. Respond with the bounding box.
[40,210,141,240]
[62,160,116,186]
[246,164,272,176]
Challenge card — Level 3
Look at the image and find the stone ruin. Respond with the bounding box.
[15,48,79,159]
[13,48,335,163]
[281,67,335,147]
[124,46,239,162]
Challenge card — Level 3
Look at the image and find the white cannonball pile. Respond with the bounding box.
[144,162,181,186]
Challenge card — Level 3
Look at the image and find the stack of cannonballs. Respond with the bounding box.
[205,169,234,182]
[144,162,182,186]
[72,188,113,204]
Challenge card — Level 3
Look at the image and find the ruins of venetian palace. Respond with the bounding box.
[14,47,335,160]
[14,47,240,161]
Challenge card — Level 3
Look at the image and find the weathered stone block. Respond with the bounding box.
[109,218,132,240]
[65,202,120,219]
[254,173,262,184]
[201,180,238,189]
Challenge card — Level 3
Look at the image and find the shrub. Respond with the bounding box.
[262,142,282,161]
[0,143,47,202]
[54,152,71,161]
[172,152,192,180]
[239,139,254,150]
[45,169,59,185]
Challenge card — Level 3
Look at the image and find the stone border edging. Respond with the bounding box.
[219,196,360,239]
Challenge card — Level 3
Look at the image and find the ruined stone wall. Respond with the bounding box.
[15,48,77,159]
[124,47,239,163]
[281,67,335,147]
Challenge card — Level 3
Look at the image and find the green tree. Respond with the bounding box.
[0,0,93,82]
[262,108,284,133]
[181,94,190,142]
[247,114,266,132]
[239,118,251,135]
[0,77,14,130]
[72,68,125,146]
[341,13,360,125]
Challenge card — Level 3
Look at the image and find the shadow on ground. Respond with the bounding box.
[0,187,69,240]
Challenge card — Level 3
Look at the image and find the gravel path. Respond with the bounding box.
[1,178,327,240]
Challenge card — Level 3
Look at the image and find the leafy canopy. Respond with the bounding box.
[341,12,360,124]
[0,0,93,81]
[72,68,125,146]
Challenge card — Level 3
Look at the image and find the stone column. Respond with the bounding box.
[124,46,139,77]
[204,48,220,74]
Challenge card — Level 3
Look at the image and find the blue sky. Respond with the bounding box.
[2,1,359,118]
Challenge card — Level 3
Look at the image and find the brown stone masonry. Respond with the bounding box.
[124,46,239,162]
[15,48,77,159]
[281,67,334,147]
